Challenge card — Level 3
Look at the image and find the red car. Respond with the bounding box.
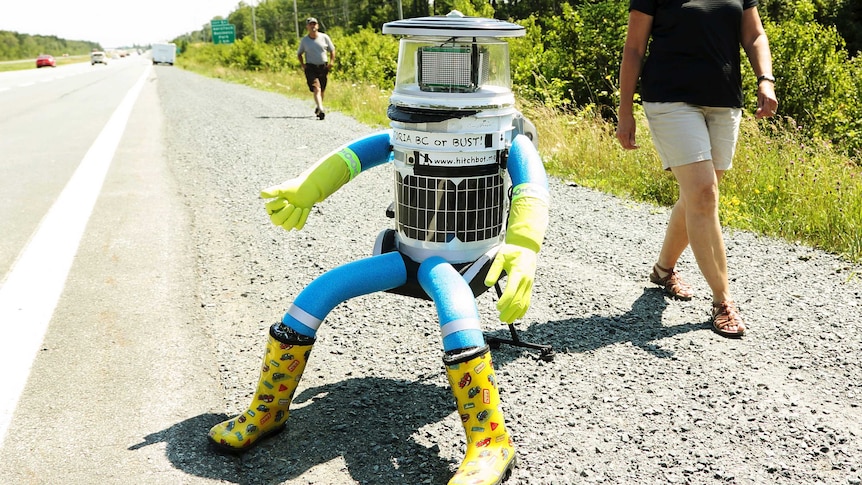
[36,55,56,68]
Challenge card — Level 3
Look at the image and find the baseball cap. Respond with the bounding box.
[306,17,318,25]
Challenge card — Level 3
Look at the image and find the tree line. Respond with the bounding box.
[0,31,102,60]
[187,0,862,56]
[174,0,862,159]
[5,0,855,158]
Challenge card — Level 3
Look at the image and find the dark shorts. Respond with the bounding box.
[304,64,329,92]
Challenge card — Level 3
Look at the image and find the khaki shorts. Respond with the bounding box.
[643,102,742,171]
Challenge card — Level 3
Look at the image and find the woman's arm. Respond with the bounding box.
[741,7,778,119]
[616,10,653,149]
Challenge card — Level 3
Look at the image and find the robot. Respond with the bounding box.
[208,11,550,485]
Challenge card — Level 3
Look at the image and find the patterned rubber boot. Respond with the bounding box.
[444,345,516,485]
[208,324,314,452]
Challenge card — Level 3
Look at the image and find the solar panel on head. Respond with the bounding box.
[418,46,480,93]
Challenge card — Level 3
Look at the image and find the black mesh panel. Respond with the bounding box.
[396,172,505,243]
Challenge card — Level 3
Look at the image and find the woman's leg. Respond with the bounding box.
[655,170,729,278]
[657,198,689,270]
[671,163,745,337]
[670,160,730,304]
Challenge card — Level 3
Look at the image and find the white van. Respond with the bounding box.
[152,43,176,65]
[90,51,107,65]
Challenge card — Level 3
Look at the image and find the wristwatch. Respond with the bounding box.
[757,74,776,84]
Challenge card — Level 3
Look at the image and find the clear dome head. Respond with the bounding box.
[394,37,512,94]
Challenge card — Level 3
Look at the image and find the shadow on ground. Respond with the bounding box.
[129,288,706,484]
[129,378,455,485]
[495,288,708,363]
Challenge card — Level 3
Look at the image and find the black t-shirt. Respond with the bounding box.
[630,0,758,107]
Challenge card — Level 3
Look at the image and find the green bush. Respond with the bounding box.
[568,0,628,117]
[763,7,862,157]
[221,37,294,71]
[537,3,581,110]
[509,1,628,116]
[179,0,862,162]
[179,42,229,66]
[180,37,295,73]
[510,16,561,107]
[328,26,399,89]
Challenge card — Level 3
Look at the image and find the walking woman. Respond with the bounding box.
[616,0,779,337]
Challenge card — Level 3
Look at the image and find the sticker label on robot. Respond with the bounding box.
[413,150,498,167]
[393,128,506,150]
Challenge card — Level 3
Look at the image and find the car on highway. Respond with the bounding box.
[36,55,56,68]
[90,51,107,65]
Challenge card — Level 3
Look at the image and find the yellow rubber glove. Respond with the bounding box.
[484,243,537,323]
[260,149,355,231]
[484,187,549,323]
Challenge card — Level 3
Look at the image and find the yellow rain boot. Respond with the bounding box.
[444,345,516,485]
[208,325,314,452]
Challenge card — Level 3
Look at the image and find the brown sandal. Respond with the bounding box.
[711,300,746,338]
[649,263,693,300]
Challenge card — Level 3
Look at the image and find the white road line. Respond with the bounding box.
[0,66,152,447]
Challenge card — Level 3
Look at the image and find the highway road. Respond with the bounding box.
[0,56,222,483]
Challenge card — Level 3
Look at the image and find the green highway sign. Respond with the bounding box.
[211,20,236,44]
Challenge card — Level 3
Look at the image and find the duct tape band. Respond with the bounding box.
[287,304,323,331]
[440,318,480,339]
[338,148,361,180]
[511,182,550,203]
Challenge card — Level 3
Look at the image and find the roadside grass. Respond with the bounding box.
[0,60,31,72]
[0,55,89,72]
[530,102,862,265]
[180,55,392,128]
[177,56,862,264]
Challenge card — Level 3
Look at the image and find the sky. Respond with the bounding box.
[0,0,243,48]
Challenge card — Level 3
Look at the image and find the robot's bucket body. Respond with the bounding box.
[382,11,527,264]
[389,109,519,263]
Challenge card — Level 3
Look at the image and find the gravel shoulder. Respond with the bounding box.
[158,67,862,485]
